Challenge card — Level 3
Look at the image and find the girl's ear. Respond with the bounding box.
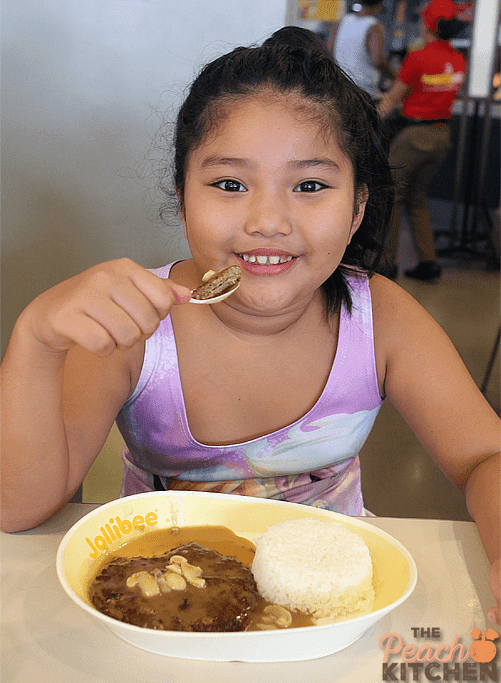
[349,184,369,242]
[176,188,188,240]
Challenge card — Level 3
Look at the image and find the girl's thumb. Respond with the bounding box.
[170,283,192,305]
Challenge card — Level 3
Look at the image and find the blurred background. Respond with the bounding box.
[2,0,499,519]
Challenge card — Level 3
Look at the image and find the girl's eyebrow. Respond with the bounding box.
[288,158,341,172]
[200,155,256,169]
[200,155,341,172]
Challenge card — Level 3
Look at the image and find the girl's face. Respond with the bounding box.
[181,93,367,315]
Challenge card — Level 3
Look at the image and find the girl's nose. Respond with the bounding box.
[244,190,292,237]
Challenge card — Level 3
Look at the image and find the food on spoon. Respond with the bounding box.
[251,518,375,624]
[201,270,218,282]
[89,542,258,632]
[191,265,241,300]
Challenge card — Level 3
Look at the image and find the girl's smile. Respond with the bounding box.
[180,92,367,315]
[236,248,297,276]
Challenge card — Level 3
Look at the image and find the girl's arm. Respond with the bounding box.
[371,275,501,623]
[0,259,191,532]
[465,454,501,625]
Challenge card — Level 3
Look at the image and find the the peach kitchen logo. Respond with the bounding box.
[380,626,499,681]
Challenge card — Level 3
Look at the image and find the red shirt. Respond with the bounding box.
[398,40,466,120]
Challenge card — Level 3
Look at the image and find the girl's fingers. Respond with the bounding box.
[83,299,145,351]
[27,259,193,355]
[77,315,122,356]
[44,289,147,354]
[170,283,192,305]
[487,559,501,625]
[486,605,501,626]
[107,280,166,339]
[128,268,192,315]
[46,310,123,356]
[96,271,191,345]
[64,272,189,353]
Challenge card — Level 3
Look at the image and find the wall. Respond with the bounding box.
[2,0,294,354]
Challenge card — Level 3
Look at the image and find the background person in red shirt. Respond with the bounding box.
[377,0,467,281]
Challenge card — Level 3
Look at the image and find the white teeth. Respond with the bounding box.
[240,254,293,265]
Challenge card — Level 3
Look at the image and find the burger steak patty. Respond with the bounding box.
[190,266,241,300]
[89,542,259,632]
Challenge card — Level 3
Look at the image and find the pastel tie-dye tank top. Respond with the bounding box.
[116,264,382,515]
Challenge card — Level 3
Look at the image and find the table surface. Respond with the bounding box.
[1,503,499,683]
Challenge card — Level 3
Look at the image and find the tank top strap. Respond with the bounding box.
[334,271,382,410]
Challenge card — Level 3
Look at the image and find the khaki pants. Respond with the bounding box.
[386,123,451,265]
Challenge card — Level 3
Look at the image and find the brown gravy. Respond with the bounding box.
[89,525,314,630]
[112,525,257,565]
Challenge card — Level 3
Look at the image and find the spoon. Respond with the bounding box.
[189,266,241,304]
[189,282,240,304]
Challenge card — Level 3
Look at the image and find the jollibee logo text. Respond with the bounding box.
[85,511,158,558]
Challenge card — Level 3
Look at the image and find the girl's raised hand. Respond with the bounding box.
[21,258,192,356]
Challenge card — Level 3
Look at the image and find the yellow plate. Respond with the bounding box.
[57,491,417,661]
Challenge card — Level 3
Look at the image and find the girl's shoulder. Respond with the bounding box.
[368,273,447,394]
[369,273,434,341]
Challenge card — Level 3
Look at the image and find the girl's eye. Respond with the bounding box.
[213,179,246,192]
[293,180,327,193]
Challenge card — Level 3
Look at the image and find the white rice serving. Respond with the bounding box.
[251,518,375,624]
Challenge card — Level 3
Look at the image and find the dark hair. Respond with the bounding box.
[436,17,467,40]
[172,26,394,315]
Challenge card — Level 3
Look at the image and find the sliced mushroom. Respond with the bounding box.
[126,571,161,597]
[159,572,187,591]
[168,556,206,588]
[260,605,292,629]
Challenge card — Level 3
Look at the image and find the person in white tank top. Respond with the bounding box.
[330,0,394,99]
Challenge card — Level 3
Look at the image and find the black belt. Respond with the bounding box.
[153,474,175,490]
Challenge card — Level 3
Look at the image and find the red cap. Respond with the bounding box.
[421,0,459,33]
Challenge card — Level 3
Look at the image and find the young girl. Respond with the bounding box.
[1,26,499,623]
